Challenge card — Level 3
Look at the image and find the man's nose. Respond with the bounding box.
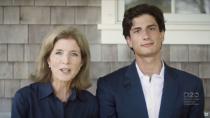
[142,30,149,40]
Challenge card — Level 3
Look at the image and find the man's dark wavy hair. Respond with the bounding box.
[122,4,165,38]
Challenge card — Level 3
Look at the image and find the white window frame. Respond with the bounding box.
[98,0,210,44]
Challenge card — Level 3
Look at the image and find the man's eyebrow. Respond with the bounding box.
[131,27,141,31]
[147,24,158,28]
[131,24,158,30]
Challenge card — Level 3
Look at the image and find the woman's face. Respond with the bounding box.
[47,38,83,82]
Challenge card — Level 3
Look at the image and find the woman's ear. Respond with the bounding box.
[80,62,83,68]
[79,59,84,69]
[47,57,51,68]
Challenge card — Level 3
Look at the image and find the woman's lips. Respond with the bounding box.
[60,68,70,73]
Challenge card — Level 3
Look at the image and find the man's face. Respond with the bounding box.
[126,14,164,58]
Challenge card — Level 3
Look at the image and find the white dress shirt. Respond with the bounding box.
[136,62,165,118]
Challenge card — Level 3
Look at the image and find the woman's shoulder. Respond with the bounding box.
[77,90,98,112]
[12,83,40,109]
[79,90,95,98]
[78,90,97,102]
[14,82,43,99]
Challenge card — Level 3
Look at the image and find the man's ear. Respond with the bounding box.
[160,31,165,42]
[126,36,132,48]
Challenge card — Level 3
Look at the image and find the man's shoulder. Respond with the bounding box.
[98,65,129,83]
[166,65,202,84]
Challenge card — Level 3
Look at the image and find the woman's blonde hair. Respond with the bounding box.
[35,26,91,90]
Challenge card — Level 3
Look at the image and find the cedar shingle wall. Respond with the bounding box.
[0,0,210,117]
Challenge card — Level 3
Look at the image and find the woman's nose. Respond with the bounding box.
[62,55,70,64]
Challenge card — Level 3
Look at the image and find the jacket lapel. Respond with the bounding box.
[159,64,178,118]
[124,61,149,118]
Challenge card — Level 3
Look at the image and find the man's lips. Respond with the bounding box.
[141,42,154,47]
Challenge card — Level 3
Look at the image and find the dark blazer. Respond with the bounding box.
[12,82,98,118]
[96,61,204,118]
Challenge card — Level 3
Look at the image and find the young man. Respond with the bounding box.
[96,4,204,118]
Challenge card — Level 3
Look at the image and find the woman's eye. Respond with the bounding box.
[55,51,62,55]
[71,53,79,57]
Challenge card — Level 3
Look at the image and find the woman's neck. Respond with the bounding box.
[52,79,72,103]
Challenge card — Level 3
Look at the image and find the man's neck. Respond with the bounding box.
[136,55,162,77]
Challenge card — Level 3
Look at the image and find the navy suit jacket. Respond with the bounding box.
[96,61,204,118]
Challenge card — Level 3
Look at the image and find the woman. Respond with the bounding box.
[11,27,98,118]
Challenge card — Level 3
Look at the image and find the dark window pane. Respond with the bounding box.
[125,0,171,13]
[175,0,210,14]
[205,0,210,13]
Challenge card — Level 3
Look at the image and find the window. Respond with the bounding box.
[125,0,210,14]
[125,0,171,13]
[98,0,210,44]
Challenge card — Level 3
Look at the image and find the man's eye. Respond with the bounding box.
[133,29,141,33]
[149,27,156,31]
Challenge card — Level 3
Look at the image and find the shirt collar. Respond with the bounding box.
[38,82,53,100]
[38,82,77,101]
[135,60,165,80]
